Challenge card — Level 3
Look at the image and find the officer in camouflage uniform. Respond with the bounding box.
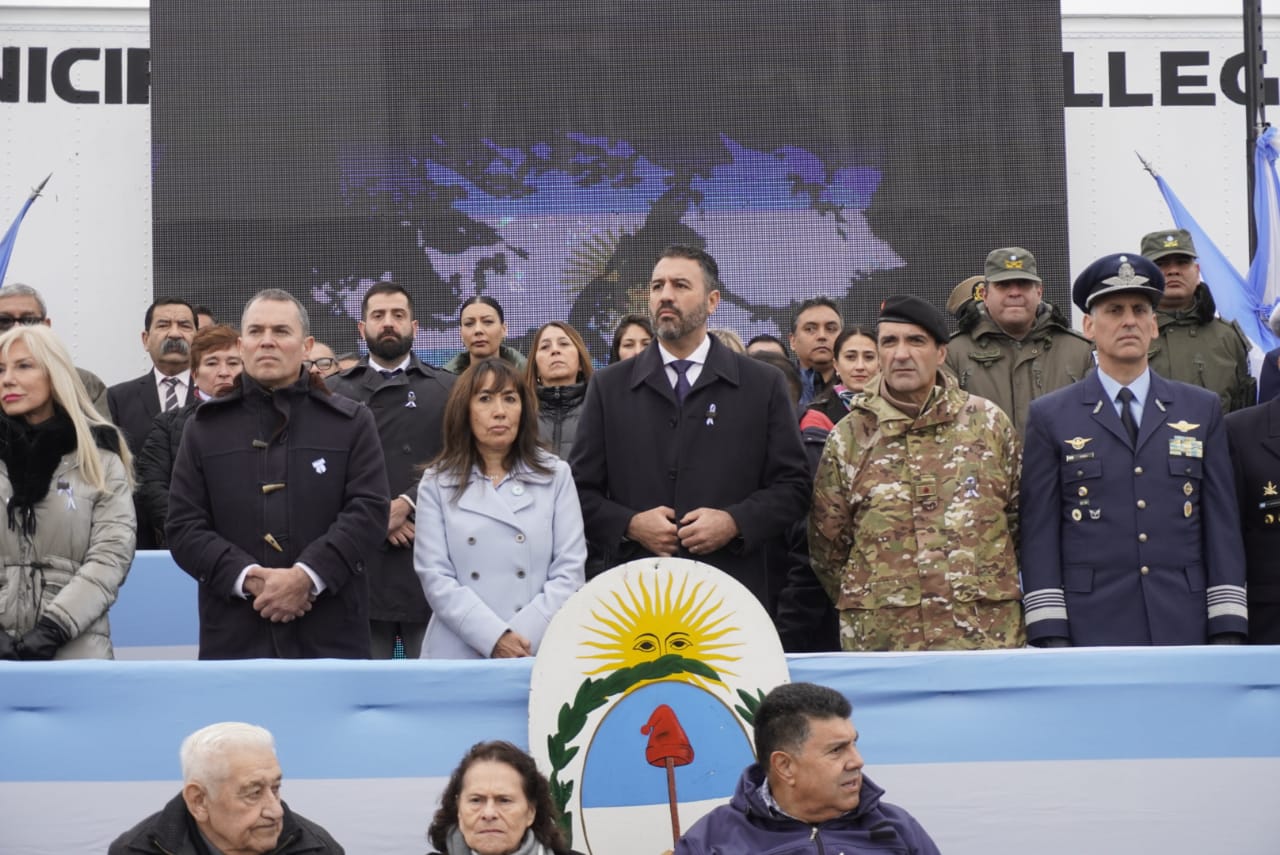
[810,295,1024,651]
[946,247,1095,434]
[1140,228,1255,412]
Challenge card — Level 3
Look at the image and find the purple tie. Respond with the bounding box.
[671,360,693,404]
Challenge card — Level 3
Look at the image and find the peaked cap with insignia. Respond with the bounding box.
[1071,252,1165,312]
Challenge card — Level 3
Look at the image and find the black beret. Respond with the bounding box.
[878,294,949,344]
[1071,253,1165,313]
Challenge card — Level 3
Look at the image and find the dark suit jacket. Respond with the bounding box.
[1021,369,1247,645]
[108,371,164,456]
[108,370,171,548]
[327,353,454,623]
[1225,398,1280,643]
[569,336,810,605]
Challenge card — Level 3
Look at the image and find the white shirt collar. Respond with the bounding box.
[152,367,191,389]
[370,353,411,373]
[657,333,711,367]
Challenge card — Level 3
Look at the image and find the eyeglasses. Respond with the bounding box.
[0,315,45,331]
[305,358,338,371]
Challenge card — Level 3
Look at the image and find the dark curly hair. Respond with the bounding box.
[427,740,567,853]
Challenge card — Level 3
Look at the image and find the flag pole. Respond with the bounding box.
[1244,0,1267,258]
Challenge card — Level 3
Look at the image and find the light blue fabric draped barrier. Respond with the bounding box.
[2,553,1277,853]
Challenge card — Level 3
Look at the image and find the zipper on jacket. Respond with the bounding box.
[810,824,826,854]
[147,836,176,855]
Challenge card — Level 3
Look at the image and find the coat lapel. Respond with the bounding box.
[139,373,162,417]
[1082,372,1131,447]
[631,342,678,405]
[1135,373,1175,452]
[687,335,740,399]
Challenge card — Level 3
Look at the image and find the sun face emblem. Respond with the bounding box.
[578,572,741,690]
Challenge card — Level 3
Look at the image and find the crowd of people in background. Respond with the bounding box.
[1,226,1278,665]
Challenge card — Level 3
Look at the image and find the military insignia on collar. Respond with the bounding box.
[1102,261,1148,288]
[1166,420,1200,432]
[1064,436,1093,451]
[1265,481,1278,497]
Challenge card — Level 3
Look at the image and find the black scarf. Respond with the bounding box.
[0,409,119,537]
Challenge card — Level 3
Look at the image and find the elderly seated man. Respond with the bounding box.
[110,721,344,854]
[676,682,940,854]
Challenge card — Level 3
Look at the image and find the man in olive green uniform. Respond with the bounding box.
[1140,229,1255,412]
[945,247,1095,434]
[810,295,1024,651]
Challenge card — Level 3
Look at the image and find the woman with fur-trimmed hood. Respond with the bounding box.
[0,324,136,660]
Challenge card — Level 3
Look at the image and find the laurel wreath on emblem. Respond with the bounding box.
[545,653,765,844]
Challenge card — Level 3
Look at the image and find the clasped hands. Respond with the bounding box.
[245,565,316,623]
[386,496,415,548]
[626,506,738,558]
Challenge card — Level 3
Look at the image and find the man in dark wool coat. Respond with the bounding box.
[167,289,388,659]
[570,244,810,606]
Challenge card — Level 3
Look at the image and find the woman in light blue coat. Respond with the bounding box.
[416,357,586,659]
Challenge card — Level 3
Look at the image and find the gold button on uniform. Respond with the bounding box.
[1136,499,1147,509]
[1077,486,1088,497]
[1138,533,1148,543]
[1140,566,1149,575]
[1134,466,1144,475]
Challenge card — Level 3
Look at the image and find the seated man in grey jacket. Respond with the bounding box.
[110,722,344,855]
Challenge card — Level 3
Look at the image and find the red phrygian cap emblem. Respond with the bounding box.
[641,704,694,767]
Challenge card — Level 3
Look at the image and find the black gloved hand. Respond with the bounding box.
[1035,637,1071,649]
[0,631,19,660]
[16,617,69,661]
[1209,632,1245,645]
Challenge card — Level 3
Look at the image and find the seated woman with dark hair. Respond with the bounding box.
[415,357,585,659]
[608,313,653,364]
[428,741,584,855]
[444,295,526,375]
[526,321,593,461]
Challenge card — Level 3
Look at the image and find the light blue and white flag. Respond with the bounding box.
[1248,125,1280,337]
[0,174,52,286]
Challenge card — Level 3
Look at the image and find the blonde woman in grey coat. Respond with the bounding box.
[0,324,135,660]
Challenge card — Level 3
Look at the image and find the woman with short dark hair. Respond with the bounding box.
[427,740,583,855]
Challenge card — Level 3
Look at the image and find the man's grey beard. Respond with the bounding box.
[366,331,414,362]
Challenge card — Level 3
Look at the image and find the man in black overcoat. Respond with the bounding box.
[327,282,453,658]
[569,244,810,606]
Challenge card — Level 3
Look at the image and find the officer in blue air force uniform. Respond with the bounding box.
[1020,253,1248,646]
